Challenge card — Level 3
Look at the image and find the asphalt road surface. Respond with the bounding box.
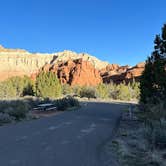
[0,102,128,166]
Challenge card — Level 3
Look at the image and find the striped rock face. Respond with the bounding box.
[0,45,145,85]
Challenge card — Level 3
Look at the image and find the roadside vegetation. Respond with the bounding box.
[140,24,166,153]
[107,24,166,166]
[0,96,80,126]
[62,81,140,101]
[0,64,140,126]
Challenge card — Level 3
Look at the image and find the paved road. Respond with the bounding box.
[0,102,127,166]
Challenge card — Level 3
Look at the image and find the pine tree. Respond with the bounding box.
[140,24,166,103]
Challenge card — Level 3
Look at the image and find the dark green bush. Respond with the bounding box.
[65,96,79,107]
[140,24,166,104]
[0,113,14,124]
[55,96,79,111]
[80,87,96,99]
[35,71,62,98]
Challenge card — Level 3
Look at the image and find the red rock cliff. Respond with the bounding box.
[40,59,102,86]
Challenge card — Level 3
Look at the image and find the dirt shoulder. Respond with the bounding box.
[102,107,166,166]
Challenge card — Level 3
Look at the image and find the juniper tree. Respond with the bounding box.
[140,24,166,103]
[35,71,62,98]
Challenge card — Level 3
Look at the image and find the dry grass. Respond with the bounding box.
[104,108,166,166]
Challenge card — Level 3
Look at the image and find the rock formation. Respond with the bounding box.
[0,46,108,82]
[0,45,55,81]
[101,62,145,84]
[0,45,145,85]
[40,59,102,86]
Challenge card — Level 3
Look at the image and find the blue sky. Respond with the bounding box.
[0,0,165,66]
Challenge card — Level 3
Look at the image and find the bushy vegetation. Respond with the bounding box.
[35,71,62,98]
[0,100,30,121]
[71,82,140,101]
[0,113,14,124]
[0,76,34,98]
[116,83,131,100]
[140,24,166,150]
[0,72,140,101]
[80,86,96,99]
[0,95,80,125]
[54,96,80,111]
[0,64,140,125]
[96,83,110,99]
[62,84,73,96]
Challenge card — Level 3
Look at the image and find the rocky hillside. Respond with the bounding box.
[39,59,102,86]
[101,62,145,84]
[0,45,145,85]
[0,45,55,80]
[0,46,108,81]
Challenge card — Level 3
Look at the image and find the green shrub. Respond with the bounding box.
[129,80,140,100]
[108,82,118,99]
[62,84,73,95]
[116,83,131,101]
[22,76,34,96]
[96,83,110,99]
[80,87,96,99]
[55,98,68,110]
[0,100,30,120]
[72,86,82,97]
[0,113,14,124]
[0,76,34,98]
[55,96,79,111]
[66,96,79,107]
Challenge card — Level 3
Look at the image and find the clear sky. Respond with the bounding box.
[0,0,165,66]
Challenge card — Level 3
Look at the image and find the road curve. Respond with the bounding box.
[0,102,127,166]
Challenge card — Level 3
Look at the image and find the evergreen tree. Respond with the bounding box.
[140,24,166,103]
[35,71,62,98]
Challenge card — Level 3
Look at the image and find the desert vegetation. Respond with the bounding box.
[62,81,140,101]
[140,24,166,150]
[0,72,140,101]
[108,24,166,166]
[0,69,140,126]
[0,76,34,98]
[0,27,164,166]
[0,96,80,125]
[97,81,139,101]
